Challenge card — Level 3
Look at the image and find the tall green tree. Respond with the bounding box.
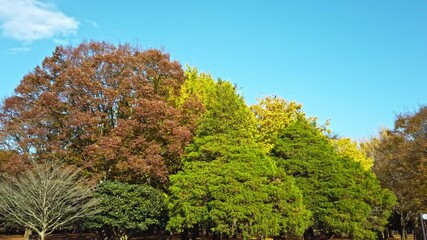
[372,106,427,240]
[272,119,395,240]
[0,41,193,185]
[168,138,311,239]
[168,74,310,239]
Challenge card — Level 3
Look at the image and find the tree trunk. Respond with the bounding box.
[40,231,46,240]
[401,214,407,240]
[23,228,32,240]
[181,227,189,240]
[304,227,314,240]
[377,230,384,240]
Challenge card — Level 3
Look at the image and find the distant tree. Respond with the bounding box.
[0,41,192,185]
[0,150,28,174]
[85,181,167,240]
[372,106,427,240]
[0,162,98,240]
[272,119,395,240]
[331,138,374,170]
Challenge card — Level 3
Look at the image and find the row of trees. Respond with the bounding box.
[0,41,424,240]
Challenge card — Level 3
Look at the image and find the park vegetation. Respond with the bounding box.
[0,41,425,240]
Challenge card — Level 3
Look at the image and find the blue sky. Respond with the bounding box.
[0,0,426,140]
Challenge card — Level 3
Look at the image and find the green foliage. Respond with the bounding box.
[178,67,256,139]
[271,119,395,239]
[86,181,167,239]
[175,67,216,108]
[168,76,310,238]
[168,137,310,238]
[250,96,305,152]
[197,81,256,138]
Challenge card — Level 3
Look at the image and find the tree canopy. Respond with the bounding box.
[250,96,305,152]
[372,106,427,240]
[85,181,167,240]
[167,73,310,239]
[331,138,374,170]
[0,41,400,240]
[0,41,193,185]
[271,119,395,240]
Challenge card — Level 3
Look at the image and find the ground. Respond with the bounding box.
[0,234,414,240]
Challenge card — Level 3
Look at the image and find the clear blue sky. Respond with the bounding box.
[0,0,426,140]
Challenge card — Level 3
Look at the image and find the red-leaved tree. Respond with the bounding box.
[0,41,193,185]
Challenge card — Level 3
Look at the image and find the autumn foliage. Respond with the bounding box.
[0,41,193,184]
[0,41,403,240]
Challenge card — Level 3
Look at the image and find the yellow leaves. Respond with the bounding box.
[250,96,305,152]
[332,138,374,170]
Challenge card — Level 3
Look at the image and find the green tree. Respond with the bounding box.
[272,119,395,240]
[168,137,310,239]
[168,77,310,239]
[86,181,167,240]
[372,106,427,240]
[250,96,305,152]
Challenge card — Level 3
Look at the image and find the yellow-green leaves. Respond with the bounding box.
[251,96,305,152]
[331,138,374,170]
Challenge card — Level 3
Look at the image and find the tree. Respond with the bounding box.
[0,41,193,185]
[85,181,167,240]
[372,106,427,240]
[0,162,98,240]
[168,76,310,239]
[168,136,311,239]
[271,119,395,240]
[331,138,374,170]
[250,96,305,152]
[0,150,28,174]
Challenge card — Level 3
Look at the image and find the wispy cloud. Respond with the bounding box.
[8,47,31,54]
[84,19,98,29]
[0,0,79,42]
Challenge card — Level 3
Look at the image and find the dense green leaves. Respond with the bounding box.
[272,120,395,239]
[86,181,167,239]
[168,137,310,239]
[168,77,310,239]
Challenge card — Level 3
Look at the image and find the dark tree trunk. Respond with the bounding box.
[181,227,189,240]
[192,224,199,239]
[304,227,314,240]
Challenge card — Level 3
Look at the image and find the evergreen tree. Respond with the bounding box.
[168,73,310,239]
[272,119,395,240]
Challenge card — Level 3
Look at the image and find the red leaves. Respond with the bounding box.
[0,41,194,185]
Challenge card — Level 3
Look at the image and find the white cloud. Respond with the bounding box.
[0,0,79,42]
[8,47,31,53]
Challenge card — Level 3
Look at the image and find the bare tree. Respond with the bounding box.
[0,161,99,240]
